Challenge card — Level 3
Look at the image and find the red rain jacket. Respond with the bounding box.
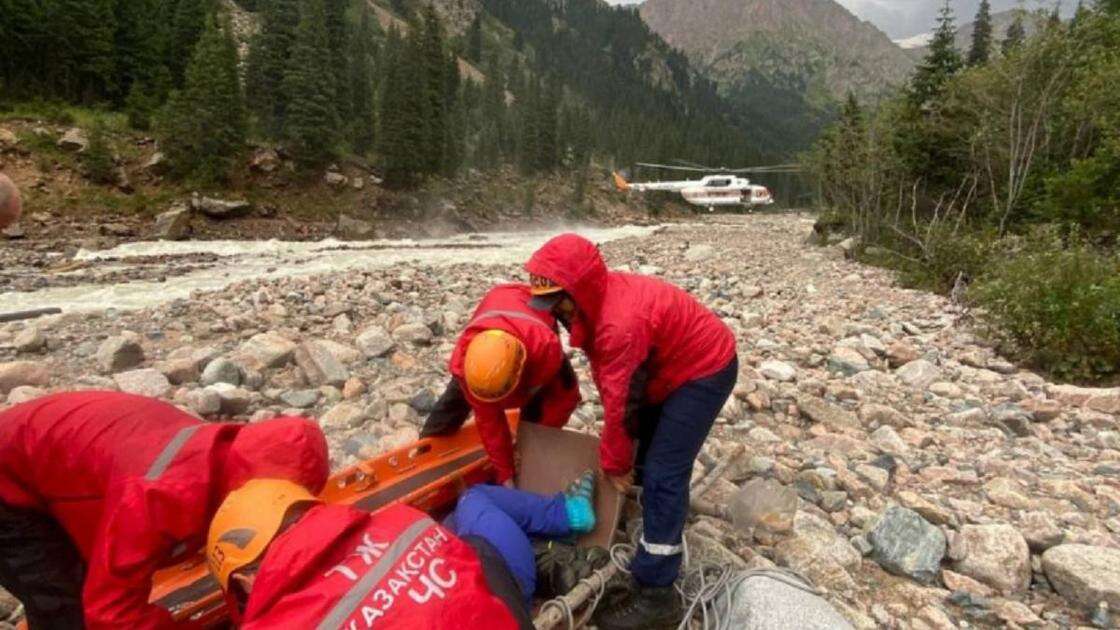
[526,234,737,476]
[449,284,580,482]
[241,502,521,630]
[0,391,329,630]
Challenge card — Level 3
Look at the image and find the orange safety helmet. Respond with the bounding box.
[528,274,567,310]
[464,329,527,403]
[206,479,321,591]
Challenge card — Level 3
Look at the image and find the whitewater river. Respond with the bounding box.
[1,224,661,314]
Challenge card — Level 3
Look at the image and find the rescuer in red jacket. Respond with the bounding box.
[0,391,330,630]
[525,234,738,630]
[206,473,598,629]
[420,283,581,484]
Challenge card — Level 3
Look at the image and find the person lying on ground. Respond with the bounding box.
[525,234,739,630]
[206,471,598,629]
[420,283,581,485]
[0,391,329,630]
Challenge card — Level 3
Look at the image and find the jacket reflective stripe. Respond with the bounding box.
[144,425,200,481]
[639,535,682,556]
[315,517,436,630]
[472,309,552,330]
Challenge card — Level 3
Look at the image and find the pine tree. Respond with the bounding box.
[442,50,464,175]
[967,0,993,66]
[379,26,423,187]
[478,56,508,164]
[283,0,340,168]
[325,0,351,122]
[419,4,449,175]
[168,0,211,87]
[41,0,117,102]
[1002,14,1026,55]
[113,0,165,104]
[466,13,483,63]
[910,1,963,108]
[159,15,246,184]
[348,8,378,155]
[245,0,300,138]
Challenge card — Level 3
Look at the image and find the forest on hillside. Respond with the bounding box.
[807,0,1120,383]
[0,0,770,194]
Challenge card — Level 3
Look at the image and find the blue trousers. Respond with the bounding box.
[448,485,571,602]
[631,356,738,587]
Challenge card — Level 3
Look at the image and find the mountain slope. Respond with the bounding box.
[639,0,914,104]
[902,8,1051,60]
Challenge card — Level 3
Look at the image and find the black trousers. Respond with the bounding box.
[0,502,85,630]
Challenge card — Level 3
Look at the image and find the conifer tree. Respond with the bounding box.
[1002,14,1026,55]
[379,26,423,187]
[466,14,483,63]
[282,0,340,168]
[246,0,300,138]
[478,56,508,164]
[325,0,351,122]
[348,8,378,155]
[159,15,246,184]
[169,0,211,87]
[419,4,449,175]
[967,0,993,66]
[41,0,117,102]
[113,0,165,104]
[910,1,963,108]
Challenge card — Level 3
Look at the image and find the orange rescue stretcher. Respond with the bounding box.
[149,417,511,628]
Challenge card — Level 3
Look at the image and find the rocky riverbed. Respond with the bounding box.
[2,213,1120,629]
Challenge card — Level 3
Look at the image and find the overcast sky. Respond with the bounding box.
[606,0,1071,39]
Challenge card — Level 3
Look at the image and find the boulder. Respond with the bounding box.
[153,205,191,241]
[97,334,144,373]
[58,127,88,152]
[200,358,242,386]
[183,388,222,416]
[324,171,348,187]
[797,396,860,431]
[774,511,861,592]
[896,359,941,389]
[356,326,395,358]
[392,322,433,345]
[1042,544,1120,611]
[156,357,200,385]
[142,151,168,174]
[827,347,870,376]
[868,506,945,584]
[338,214,374,239]
[14,327,46,353]
[0,127,18,149]
[193,195,251,219]
[728,478,798,536]
[759,360,797,382]
[320,402,367,430]
[294,340,350,387]
[885,341,920,368]
[951,523,1030,594]
[7,385,47,405]
[205,383,252,415]
[113,368,172,398]
[0,360,50,394]
[234,332,296,370]
[717,571,855,630]
[1020,511,1063,552]
[250,148,280,172]
[684,244,714,261]
[280,389,320,409]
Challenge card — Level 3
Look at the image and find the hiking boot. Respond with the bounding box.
[563,469,596,534]
[533,541,609,598]
[594,581,682,630]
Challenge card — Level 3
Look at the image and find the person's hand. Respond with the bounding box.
[607,471,634,494]
[501,478,516,489]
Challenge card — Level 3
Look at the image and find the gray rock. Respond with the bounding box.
[338,214,374,239]
[324,171,348,187]
[205,383,252,415]
[153,205,191,240]
[356,326,395,358]
[774,511,861,592]
[193,195,251,219]
[717,571,855,630]
[729,478,798,535]
[1043,544,1120,611]
[1021,511,1064,552]
[896,359,941,389]
[183,388,222,416]
[320,402,367,430]
[294,340,349,387]
[392,322,433,345]
[113,368,172,398]
[951,523,1031,594]
[684,244,715,261]
[14,327,46,353]
[868,506,946,584]
[409,388,437,413]
[7,385,46,405]
[234,332,296,370]
[142,151,168,174]
[828,347,870,376]
[97,334,144,373]
[201,358,242,386]
[280,389,320,409]
[759,360,797,382]
[797,396,860,431]
[58,127,88,151]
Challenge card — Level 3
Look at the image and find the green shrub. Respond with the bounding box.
[81,123,117,185]
[973,231,1120,382]
[894,226,1001,294]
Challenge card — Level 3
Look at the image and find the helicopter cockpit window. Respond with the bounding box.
[707,178,731,187]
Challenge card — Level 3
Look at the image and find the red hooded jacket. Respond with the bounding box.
[526,234,737,476]
[241,502,521,630]
[0,391,329,630]
[449,284,580,482]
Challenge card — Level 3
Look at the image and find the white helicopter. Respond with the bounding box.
[612,162,798,212]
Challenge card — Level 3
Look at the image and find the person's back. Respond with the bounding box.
[240,503,523,630]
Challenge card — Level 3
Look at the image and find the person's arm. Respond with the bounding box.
[82,483,183,630]
[594,327,651,477]
[473,401,518,484]
[528,355,582,428]
[420,377,472,437]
